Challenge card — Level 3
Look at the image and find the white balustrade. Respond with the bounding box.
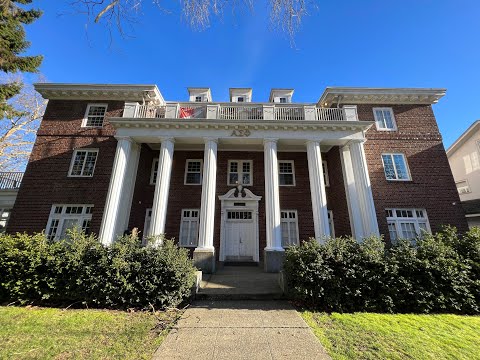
[316,107,347,121]
[274,106,305,121]
[219,105,264,120]
[135,105,166,118]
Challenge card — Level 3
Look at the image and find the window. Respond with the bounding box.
[150,158,159,184]
[69,149,98,177]
[456,180,471,194]
[237,96,244,102]
[228,160,252,186]
[83,104,107,127]
[281,210,299,247]
[0,208,11,233]
[328,210,335,238]
[373,107,397,131]
[386,208,430,242]
[195,96,202,102]
[179,209,199,247]
[184,160,203,185]
[46,204,93,240]
[279,160,295,186]
[381,153,410,181]
[322,160,330,187]
[279,97,287,103]
[143,208,152,241]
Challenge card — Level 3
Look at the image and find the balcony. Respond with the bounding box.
[131,103,356,122]
[0,172,23,190]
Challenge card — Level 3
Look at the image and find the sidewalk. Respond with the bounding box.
[153,300,331,360]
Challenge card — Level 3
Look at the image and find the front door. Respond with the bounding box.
[225,210,255,261]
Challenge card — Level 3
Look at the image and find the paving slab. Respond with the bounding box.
[153,300,331,360]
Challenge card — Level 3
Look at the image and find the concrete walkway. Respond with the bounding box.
[153,300,331,360]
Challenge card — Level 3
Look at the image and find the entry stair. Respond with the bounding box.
[195,264,285,300]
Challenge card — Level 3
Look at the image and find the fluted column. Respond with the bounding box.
[148,137,175,242]
[349,140,380,237]
[194,138,218,273]
[306,140,330,242]
[99,136,133,245]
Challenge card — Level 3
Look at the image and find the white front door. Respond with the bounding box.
[225,210,255,261]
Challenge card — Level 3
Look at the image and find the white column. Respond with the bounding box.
[148,137,175,240]
[117,142,140,234]
[99,136,133,245]
[306,140,330,242]
[264,138,283,250]
[197,138,218,250]
[349,140,380,237]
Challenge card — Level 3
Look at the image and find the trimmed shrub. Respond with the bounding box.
[0,229,196,309]
[284,227,480,314]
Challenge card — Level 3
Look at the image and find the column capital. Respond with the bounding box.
[263,138,278,145]
[114,136,133,143]
[160,137,175,144]
[345,139,366,146]
[203,137,218,144]
[305,139,323,147]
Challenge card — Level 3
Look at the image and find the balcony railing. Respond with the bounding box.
[0,172,23,190]
[133,104,354,121]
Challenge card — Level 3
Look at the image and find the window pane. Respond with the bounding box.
[71,152,86,175]
[393,155,409,180]
[180,221,189,245]
[86,105,106,127]
[83,152,97,176]
[289,223,297,245]
[188,221,198,246]
[229,173,238,185]
[382,155,396,180]
[383,110,394,128]
[186,173,201,184]
[388,222,398,242]
[281,222,290,247]
[242,173,250,185]
[60,219,79,239]
[242,162,250,173]
[230,162,238,172]
[400,222,417,239]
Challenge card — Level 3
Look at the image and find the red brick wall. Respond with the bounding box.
[358,104,468,241]
[7,100,123,235]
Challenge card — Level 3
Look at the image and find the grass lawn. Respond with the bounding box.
[0,306,172,359]
[302,311,480,360]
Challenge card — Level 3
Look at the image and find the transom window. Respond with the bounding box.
[373,108,396,131]
[46,204,93,240]
[179,209,199,247]
[323,160,330,187]
[281,210,299,247]
[279,160,295,186]
[83,104,107,127]
[184,160,203,185]
[381,153,410,181]
[69,149,98,177]
[227,211,253,220]
[386,208,430,242]
[228,160,252,186]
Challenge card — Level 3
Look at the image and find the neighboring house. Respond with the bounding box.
[6,84,467,273]
[447,120,480,228]
[0,171,23,232]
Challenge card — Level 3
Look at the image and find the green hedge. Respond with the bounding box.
[283,227,480,314]
[0,229,197,309]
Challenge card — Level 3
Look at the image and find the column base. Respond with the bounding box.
[264,248,285,273]
[193,248,216,274]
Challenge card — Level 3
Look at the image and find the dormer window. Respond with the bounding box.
[195,96,202,102]
[237,97,244,103]
[279,97,287,103]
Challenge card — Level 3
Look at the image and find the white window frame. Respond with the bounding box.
[386,208,431,243]
[280,210,300,247]
[0,208,12,233]
[82,103,108,128]
[46,204,93,241]
[381,153,411,181]
[150,158,159,185]
[68,149,99,177]
[179,209,200,247]
[195,96,203,102]
[373,107,397,131]
[278,160,296,186]
[228,160,253,186]
[328,210,335,238]
[143,208,152,242]
[456,179,471,194]
[322,160,330,187]
[184,159,203,185]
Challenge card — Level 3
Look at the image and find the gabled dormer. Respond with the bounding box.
[269,89,294,103]
[229,88,252,103]
[188,87,212,102]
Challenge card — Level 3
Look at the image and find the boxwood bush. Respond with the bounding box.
[0,229,197,309]
[283,227,480,314]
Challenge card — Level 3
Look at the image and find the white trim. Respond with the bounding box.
[227,160,253,186]
[278,160,296,186]
[179,208,200,247]
[143,208,152,242]
[46,204,94,241]
[183,159,203,185]
[280,210,299,247]
[150,158,159,185]
[322,160,330,187]
[466,213,480,218]
[455,179,471,194]
[386,208,431,242]
[373,107,397,131]
[68,148,99,177]
[328,210,335,238]
[381,153,411,181]
[446,121,480,156]
[82,103,108,128]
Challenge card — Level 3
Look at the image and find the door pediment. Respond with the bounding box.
[218,186,262,202]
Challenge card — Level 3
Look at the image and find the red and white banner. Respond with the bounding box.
[179,107,204,119]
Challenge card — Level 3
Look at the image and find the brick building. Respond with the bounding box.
[7,84,467,272]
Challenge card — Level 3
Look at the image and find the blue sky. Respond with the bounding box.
[26,0,480,147]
